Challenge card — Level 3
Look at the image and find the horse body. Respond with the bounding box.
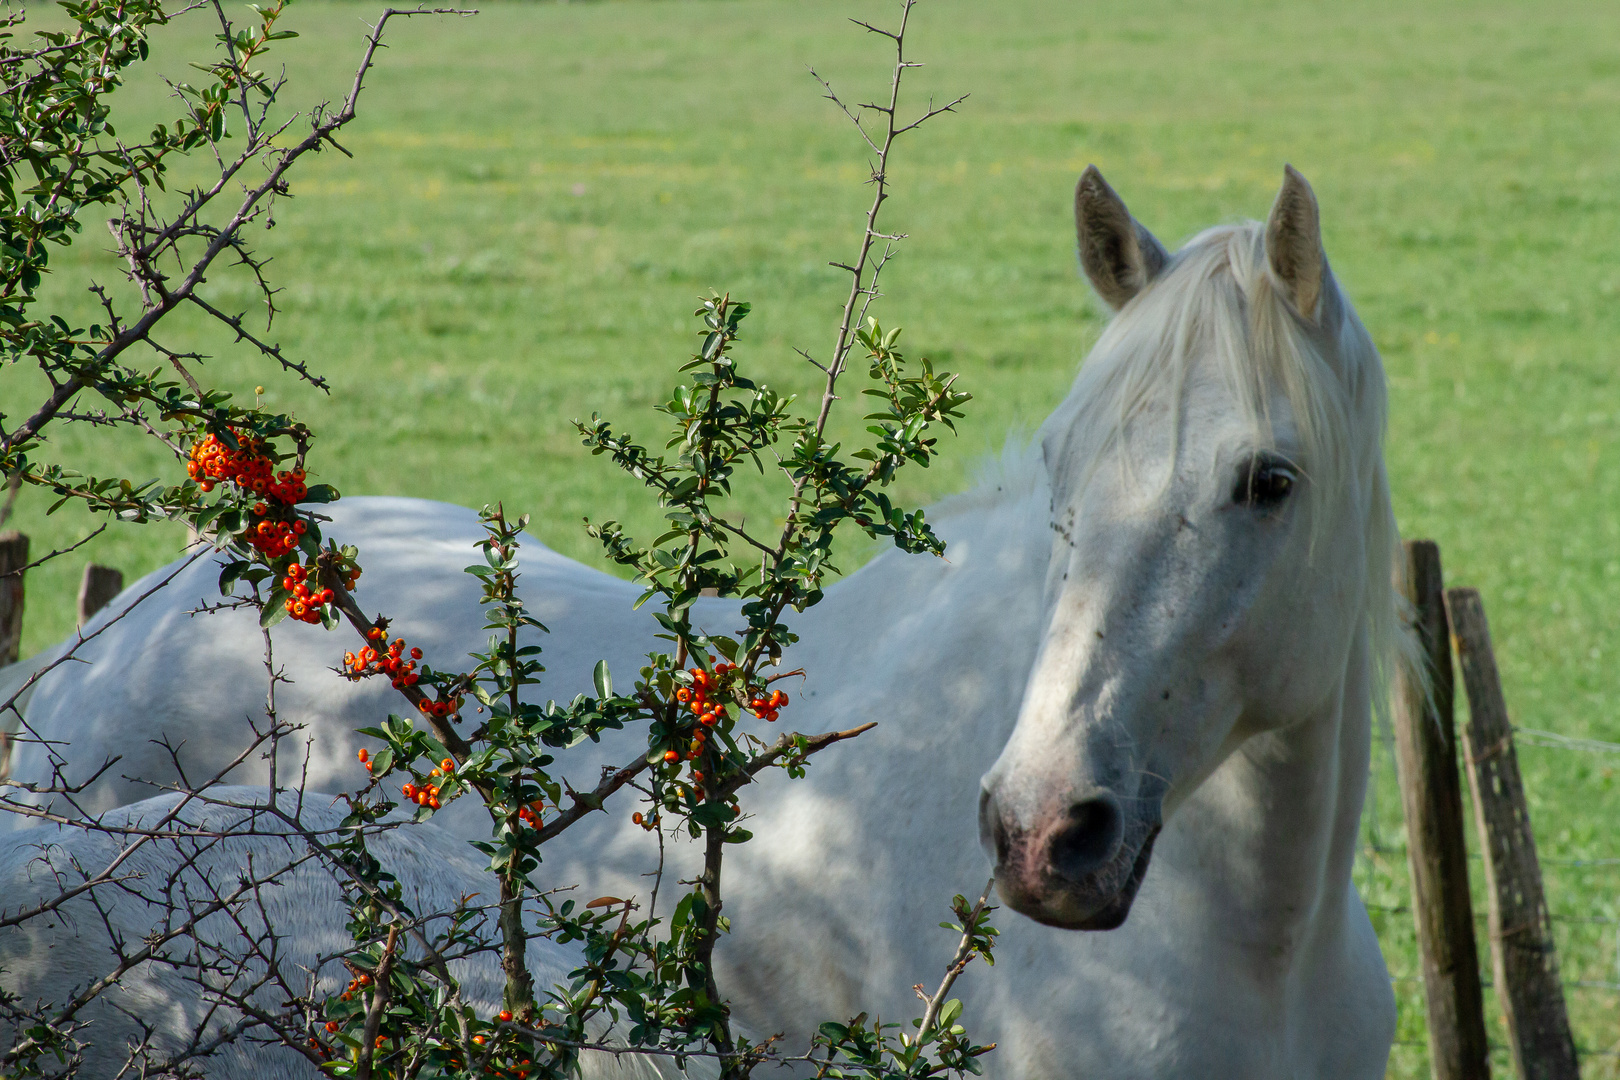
[2,166,1401,1078]
[0,787,673,1080]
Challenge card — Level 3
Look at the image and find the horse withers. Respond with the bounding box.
[2,165,1405,1079]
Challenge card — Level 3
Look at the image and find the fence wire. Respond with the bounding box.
[1360,723,1620,1077]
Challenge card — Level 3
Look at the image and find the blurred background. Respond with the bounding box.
[9,1,1620,1075]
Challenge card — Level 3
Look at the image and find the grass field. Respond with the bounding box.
[9,0,1620,1075]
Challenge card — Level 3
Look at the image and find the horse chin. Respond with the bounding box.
[1002,827,1160,931]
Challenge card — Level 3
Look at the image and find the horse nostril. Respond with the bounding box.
[1047,795,1124,882]
[978,787,1010,867]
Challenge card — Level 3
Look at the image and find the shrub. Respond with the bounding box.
[0,2,996,1077]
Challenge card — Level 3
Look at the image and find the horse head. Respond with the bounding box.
[979,165,1399,930]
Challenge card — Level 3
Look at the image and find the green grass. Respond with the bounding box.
[8,1,1620,1075]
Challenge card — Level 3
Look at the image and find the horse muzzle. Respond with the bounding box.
[978,786,1162,930]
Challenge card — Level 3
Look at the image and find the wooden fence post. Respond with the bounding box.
[77,563,124,627]
[0,531,26,667]
[1392,541,1490,1080]
[1446,587,1579,1080]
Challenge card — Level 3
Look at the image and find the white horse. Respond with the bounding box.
[2,165,1405,1079]
[0,786,674,1080]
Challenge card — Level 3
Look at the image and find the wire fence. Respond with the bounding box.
[1360,722,1620,1078]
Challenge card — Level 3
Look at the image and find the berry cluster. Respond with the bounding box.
[674,663,733,728]
[245,512,305,558]
[748,687,789,722]
[401,776,443,810]
[187,430,318,558]
[417,693,463,721]
[187,430,271,494]
[280,562,332,624]
[672,663,790,726]
[515,799,546,828]
[343,629,422,689]
[337,970,373,1002]
[396,758,456,811]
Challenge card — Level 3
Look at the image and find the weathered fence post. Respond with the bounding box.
[0,531,26,667]
[1446,587,1579,1080]
[1392,541,1490,1080]
[77,563,124,627]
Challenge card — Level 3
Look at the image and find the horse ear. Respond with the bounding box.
[1264,165,1325,322]
[1075,165,1168,311]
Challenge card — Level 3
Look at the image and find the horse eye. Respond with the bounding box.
[1234,456,1297,509]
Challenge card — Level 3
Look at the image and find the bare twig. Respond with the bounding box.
[0,524,107,579]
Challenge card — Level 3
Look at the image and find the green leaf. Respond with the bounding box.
[593,659,612,698]
[217,559,251,596]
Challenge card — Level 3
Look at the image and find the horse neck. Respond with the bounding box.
[1179,623,1373,949]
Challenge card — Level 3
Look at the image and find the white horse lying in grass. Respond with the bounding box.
[0,787,671,1080]
[2,165,1405,1079]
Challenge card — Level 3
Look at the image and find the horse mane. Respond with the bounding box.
[1037,219,1419,720]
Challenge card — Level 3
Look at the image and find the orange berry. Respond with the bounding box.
[663,750,679,763]
[357,748,368,763]
[441,758,454,771]
[497,1010,513,1023]
[632,812,644,825]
